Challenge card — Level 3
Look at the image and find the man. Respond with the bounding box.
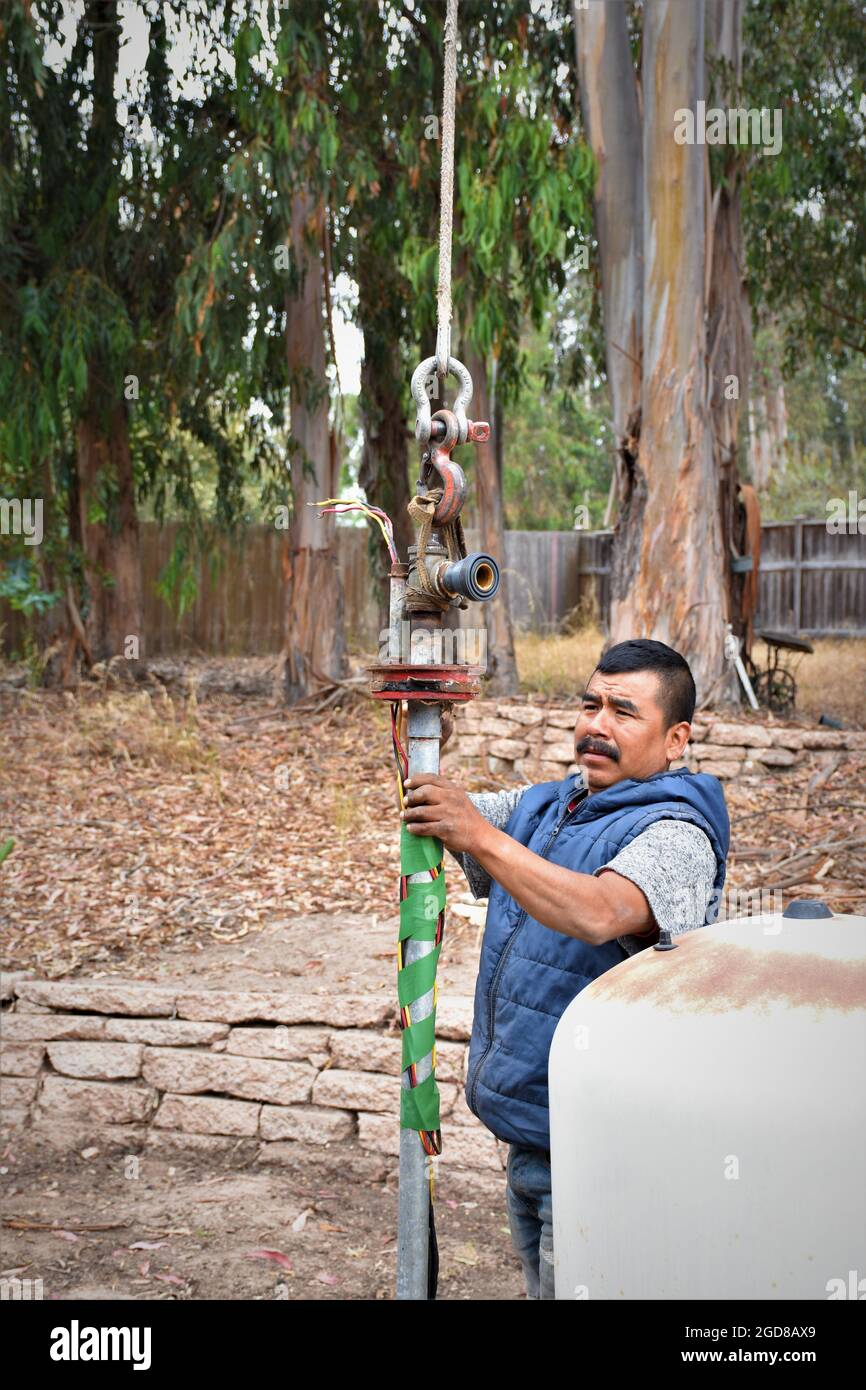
[401,638,730,1300]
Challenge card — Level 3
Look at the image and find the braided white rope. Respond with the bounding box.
[435,0,459,379]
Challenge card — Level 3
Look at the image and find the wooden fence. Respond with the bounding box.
[755,518,866,636]
[564,518,866,638]
[1,516,863,658]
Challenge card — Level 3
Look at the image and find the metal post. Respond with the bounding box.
[388,564,408,660]
[793,514,804,632]
[396,613,442,1300]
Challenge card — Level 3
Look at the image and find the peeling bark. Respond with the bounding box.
[574,0,755,708]
[574,0,643,511]
[573,0,643,435]
[283,189,347,704]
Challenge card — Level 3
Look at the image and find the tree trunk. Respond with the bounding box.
[283,189,347,703]
[358,311,415,639]
[462,341,519,695]
[76,402,143,668]
[491,355,505,495]
[575,0,644,608]
[31,452,72,685]
[573,0,643,520]
[706,0,752,699]
[768,379,788,477]
[606,0,729,707]
[63,2,143,676]
[574,0,643,434]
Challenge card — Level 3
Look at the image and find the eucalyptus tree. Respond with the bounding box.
[1,0,280,674]
[448,1,593,690]
[574,0,754,702]
[571,0,864,702]
[743,0,866,369]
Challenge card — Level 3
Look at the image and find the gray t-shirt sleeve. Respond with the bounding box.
[447,786,530,899]
[593,818,718,956]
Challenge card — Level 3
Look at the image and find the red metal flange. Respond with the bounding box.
[367,661,483,702]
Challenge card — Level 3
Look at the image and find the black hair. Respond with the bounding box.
[591,639,696,727]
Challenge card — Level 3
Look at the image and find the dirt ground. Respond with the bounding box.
[0,1136,524,1301]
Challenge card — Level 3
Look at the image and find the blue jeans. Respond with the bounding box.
[505,1144,555,1300]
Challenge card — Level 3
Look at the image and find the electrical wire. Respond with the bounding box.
[311,498,398,564]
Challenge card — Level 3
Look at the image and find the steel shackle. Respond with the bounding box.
[411,355,473,445]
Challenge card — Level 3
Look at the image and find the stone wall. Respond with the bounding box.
[443,700,866,783]
[0,976,506,1180]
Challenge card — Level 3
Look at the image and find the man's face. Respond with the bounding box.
[574,668,690,792]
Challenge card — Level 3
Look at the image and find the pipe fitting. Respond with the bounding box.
[438,553,500,603]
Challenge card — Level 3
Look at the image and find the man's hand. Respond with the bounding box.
[402,772,485,854]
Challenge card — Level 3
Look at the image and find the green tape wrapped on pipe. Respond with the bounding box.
[398,823,444,1133]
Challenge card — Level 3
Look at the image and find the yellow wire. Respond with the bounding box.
[311,498,394,557]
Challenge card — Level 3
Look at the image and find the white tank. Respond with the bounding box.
[548,901,866,1300]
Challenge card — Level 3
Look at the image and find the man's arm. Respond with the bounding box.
[448,787,529,899]
[593,818,717,947]
[402,773,653,946]
[459,817,654,945]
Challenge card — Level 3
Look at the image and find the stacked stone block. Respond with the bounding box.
[444,701,865,782]
[0,978,505,1175]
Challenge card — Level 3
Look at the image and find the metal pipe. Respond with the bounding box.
[388,564,409,661]
[396,613,442,1301]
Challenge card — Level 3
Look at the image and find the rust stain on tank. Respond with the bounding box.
[590,936,866,1014]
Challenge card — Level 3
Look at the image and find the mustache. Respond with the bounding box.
[576,737,619,761]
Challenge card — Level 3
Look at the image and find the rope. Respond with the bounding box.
[404,492,467,613]
[435,0,459,379]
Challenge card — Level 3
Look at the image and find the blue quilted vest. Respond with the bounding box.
[465,767,730,1152]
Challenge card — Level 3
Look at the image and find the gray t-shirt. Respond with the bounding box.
[449,773,718,956]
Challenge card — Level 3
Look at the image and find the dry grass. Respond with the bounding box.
[750,637,865,726]
[515,627,866,726]
[72,685,219,773]
[513,627,605,699]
